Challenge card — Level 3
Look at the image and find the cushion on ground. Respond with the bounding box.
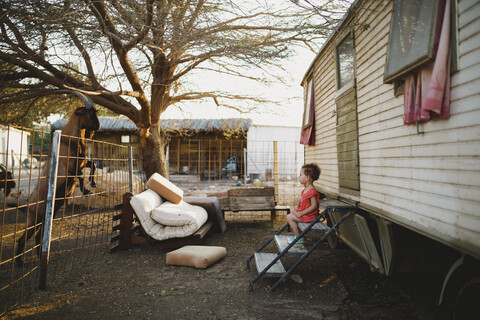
[183,196,227,233]
[166,245,226,269]
[146,173,184,204]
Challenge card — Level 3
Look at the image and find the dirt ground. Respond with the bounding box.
[3,221,441,320]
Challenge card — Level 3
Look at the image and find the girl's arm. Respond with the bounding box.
[294,195,318,217]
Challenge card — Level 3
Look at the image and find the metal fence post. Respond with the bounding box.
[274,141,279,202]
[39,130,61,290]
[128,146,133,193]
[243,148,247,186]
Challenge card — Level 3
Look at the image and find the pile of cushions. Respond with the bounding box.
[130,173,208,241]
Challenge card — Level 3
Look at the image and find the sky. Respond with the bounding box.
[45,1,337,128]
[161,47,318,128]
[45,45,317,128]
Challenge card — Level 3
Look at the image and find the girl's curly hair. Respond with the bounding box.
[302,163,321,181]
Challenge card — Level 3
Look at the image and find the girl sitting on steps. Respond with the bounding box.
[286,163,321,244]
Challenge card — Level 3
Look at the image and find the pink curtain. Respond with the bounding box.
[300,125,315,145]
[404,0,451,125]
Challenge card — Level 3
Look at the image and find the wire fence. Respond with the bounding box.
[167,138,304,223]
[0,125,304,315]
[0,126,145,315]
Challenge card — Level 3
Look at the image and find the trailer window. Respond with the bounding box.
[336,32,354,90]
[384,0,439,83]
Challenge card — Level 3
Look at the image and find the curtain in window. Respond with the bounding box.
[300,87,315,146]
[403,0,451,125]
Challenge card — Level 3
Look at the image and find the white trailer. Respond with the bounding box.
[302,0,480,317]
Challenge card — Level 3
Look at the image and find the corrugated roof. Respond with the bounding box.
[51,117,252,133]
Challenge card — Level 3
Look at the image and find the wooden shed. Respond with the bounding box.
[51,117,251,177]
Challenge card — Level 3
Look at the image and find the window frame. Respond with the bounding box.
[383,0,440,83]
[334,28,356,97]
[121,135,130,143]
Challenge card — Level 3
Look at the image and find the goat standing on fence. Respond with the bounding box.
[16,92,100,264]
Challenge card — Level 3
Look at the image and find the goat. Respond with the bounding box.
[0,163,15,198]
[16,91,100,264]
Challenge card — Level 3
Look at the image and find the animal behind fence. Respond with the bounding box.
[16,91,100,263]
[0,163,15,198]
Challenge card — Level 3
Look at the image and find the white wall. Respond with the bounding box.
[246,125,304,181]
[0,127,30,169]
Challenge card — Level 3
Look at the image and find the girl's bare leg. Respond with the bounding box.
[286,213,302,237]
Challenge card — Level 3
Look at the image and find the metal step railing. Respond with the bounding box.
[247,203,355,292]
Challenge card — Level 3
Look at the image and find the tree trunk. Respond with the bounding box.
[140,127,169,179]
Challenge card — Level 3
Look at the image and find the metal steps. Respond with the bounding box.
[254,253,285,277]
[247,202,356,292]
[298,221,329,235]
[274,235,307,257]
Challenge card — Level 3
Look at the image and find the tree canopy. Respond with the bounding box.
[0,0,350,176]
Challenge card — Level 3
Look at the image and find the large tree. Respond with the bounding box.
[0,0,344,177]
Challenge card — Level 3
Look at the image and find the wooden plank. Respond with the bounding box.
[229,195,276,211]
[229,203,276,211]
[228,187,275,197]
[119,192,134,250]
[254,253,285,277]
[230,196,275,204]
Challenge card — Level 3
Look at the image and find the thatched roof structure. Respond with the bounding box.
[51,117,252,133]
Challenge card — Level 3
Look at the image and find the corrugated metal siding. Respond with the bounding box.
[305,0,480,258]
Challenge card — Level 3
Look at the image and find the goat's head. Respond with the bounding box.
[57,90,101,137]
[74,106,100,137]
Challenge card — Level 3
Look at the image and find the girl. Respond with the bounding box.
[286,163,321,244]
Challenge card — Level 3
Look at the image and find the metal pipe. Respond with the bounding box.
[39,130,61,290]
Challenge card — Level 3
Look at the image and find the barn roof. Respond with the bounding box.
[51,117,252,133]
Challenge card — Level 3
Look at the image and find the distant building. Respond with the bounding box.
[0,126,30,169]
[52,117,303,180]
[52,117,251,177]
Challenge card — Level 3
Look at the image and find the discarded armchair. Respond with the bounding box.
[116,173,226,251]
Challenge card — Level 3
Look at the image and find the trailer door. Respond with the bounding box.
[335,28,360,191]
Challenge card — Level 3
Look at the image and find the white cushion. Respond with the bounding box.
[129,189,164,236]
[151,200,207,226]
[150,200,208,240]
[129,190,208,241]
[146,173,184,204]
